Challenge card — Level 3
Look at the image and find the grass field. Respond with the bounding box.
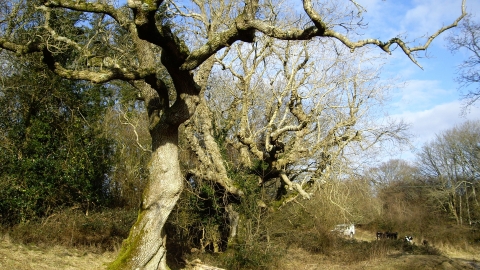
[1,229,479,270]
[0,234,115,270]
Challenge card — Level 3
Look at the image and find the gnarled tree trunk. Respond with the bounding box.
[109,125,183,270]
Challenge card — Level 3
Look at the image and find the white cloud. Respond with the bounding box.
[358,0,477,48]
[392,100,480,155]
[402,0,462,36]
[391,79,456,112]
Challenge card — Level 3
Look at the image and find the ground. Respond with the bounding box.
[0,235,115,270]
[279,247,480,270]
[1,230,479,270]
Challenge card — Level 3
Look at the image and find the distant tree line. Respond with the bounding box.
[366,120,480,233]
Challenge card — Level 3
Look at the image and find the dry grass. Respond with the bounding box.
[277,246,479,270]
[2,210,479,270]
[0,234,116,270]
[437,242,480,262]
[0,208,136,269]
[273,228,480,270]
[0,231,479,270]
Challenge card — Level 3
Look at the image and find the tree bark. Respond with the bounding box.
[109,127,183,270]
[108,37,198,270]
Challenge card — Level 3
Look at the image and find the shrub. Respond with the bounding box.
[220,242,278,270]
[4,208,137,252]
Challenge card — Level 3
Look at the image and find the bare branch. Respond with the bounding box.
[120,108,152,153]
[36,6,83,52]
[43,0,133,28]
[249,0,467,69]
[280,173,312,199]
[44,57,155,83]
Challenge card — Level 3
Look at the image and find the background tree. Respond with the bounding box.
[0,51,114,224]
[448,16,480,108]
[102,87,152,209]
[0,0,466,269]
[366,159,432,233]
[218,39,408,199]
[368,159,419,187]
[416,120,480,226]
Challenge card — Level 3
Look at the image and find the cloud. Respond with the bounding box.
[401,0,462,37]
[391,79,457,112]
[358,0,477,48]
[392,100,480,154]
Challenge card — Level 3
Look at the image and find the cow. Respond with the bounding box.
[404,236,413,243]
[386,232,398,240]
[377,231,398,240]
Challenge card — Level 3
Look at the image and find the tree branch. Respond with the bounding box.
[43,0,132,28]
[280,173,311,199]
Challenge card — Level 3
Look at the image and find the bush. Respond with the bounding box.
[4,208,137,252]
[221,243,277,270]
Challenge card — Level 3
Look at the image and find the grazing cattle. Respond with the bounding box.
[422,239,429,246]
[386,232,398,240]
[404,236,413,243]
[377,231,398,240]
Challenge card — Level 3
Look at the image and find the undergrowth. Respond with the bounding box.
[1,208,137,252]
[0,207,475,269]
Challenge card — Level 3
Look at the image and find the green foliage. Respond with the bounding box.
[165,167,269,264]
[250,159,271,176]
[221,242,277,270]
[0,54,115,225]
[165,180,227,256]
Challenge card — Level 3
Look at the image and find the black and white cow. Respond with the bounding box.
[404,235,413,243]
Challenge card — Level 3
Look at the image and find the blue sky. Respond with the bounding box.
[356,0,480,161]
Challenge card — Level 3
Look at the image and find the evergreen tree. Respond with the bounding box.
[0,52,114,224]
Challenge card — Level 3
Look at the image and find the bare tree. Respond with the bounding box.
[0,0,466,269]
[368,159,418,187]
[368,161,434,234]
[416,120,480,225]
[448,16,480,108]
[103,101,152,208]
[206,37,409,202]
